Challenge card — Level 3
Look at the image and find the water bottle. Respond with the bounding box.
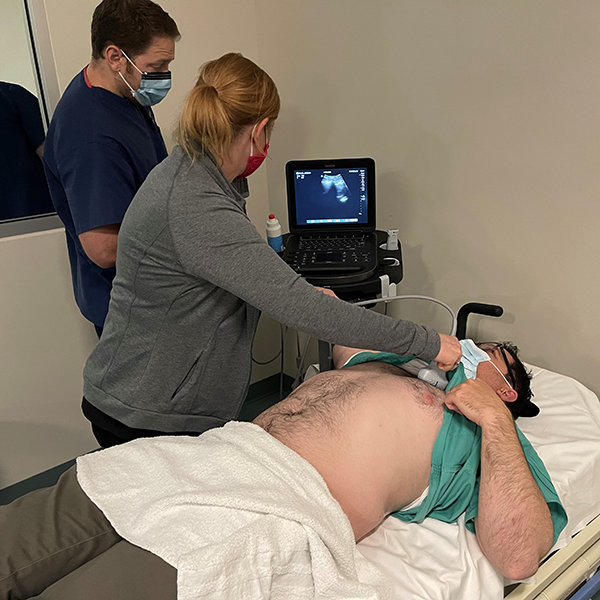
[266,214,284,253]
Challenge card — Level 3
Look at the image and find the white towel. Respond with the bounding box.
[76,421,389,600]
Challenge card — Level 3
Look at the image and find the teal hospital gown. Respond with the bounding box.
[344,352,567,545]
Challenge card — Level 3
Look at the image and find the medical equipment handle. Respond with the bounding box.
[456,303,504,340]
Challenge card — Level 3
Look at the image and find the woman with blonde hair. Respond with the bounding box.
[82,53,460,447]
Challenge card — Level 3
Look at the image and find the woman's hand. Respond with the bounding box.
[434,333,462,371]
[315,286,338,298]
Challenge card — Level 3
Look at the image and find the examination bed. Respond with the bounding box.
[310,300,600,599]
[1,322,599,599]
[17,361,599,600]
[357,362,600,600]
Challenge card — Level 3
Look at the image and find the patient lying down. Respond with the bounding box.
[254,341,565,580]
[0,343,566,599]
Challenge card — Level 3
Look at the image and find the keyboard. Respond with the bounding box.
[298,235,367,251]
[286,248,373,273]
[282,231,379,284]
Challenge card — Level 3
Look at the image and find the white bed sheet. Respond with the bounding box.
[357,365,600,600]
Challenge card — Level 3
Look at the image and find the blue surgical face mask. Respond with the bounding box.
[460,339,514,389]
[459,339,491,380]
[119,50,171,107]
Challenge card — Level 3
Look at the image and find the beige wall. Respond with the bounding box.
[0,231,99,487]
[256,0,600,394]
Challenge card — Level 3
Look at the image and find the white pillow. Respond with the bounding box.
[517,364,600,548]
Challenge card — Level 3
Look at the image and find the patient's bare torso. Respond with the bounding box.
[254,361,446,540]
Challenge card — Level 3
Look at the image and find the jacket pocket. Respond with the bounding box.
[169,350,207,414]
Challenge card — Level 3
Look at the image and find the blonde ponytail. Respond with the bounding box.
[178,53,280,163]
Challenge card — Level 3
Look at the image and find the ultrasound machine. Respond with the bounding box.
[282,158,379,285]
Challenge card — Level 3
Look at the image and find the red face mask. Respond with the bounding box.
[240,125,269,178]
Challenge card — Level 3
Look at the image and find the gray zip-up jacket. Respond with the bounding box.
[83,146,441,433]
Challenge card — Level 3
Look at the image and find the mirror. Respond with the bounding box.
[0,0,55,224]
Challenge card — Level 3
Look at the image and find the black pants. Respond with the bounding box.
[82,399,200,448]
[89,423,167,449]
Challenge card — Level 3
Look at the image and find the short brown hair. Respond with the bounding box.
[178,53,280,162]
[91,0,180,60]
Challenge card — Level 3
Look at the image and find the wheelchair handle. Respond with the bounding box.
[456,303,504,340]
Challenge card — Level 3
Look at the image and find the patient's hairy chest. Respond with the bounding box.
[347,361,446,421]
[341,362,446,507]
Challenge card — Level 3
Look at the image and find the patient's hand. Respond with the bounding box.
[434,334,462,371]
[444,379,512,427]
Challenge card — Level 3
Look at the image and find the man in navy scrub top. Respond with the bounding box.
[43,0,180,337]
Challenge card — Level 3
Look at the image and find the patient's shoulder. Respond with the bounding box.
[344,359,414,379]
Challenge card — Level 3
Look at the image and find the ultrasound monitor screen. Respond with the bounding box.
[293,167,368,226]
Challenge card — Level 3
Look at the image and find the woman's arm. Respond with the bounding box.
[332,333,461,370]
[169,191,442,360]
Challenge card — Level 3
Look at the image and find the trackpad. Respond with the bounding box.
[315,252,343,263]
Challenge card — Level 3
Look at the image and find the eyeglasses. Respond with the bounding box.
[477,342,517,390]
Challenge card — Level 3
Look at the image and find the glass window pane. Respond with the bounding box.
[0,0,55,224]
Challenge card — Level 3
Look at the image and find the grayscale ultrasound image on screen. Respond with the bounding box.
[294,167,368,225]
[321,173,351,203]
